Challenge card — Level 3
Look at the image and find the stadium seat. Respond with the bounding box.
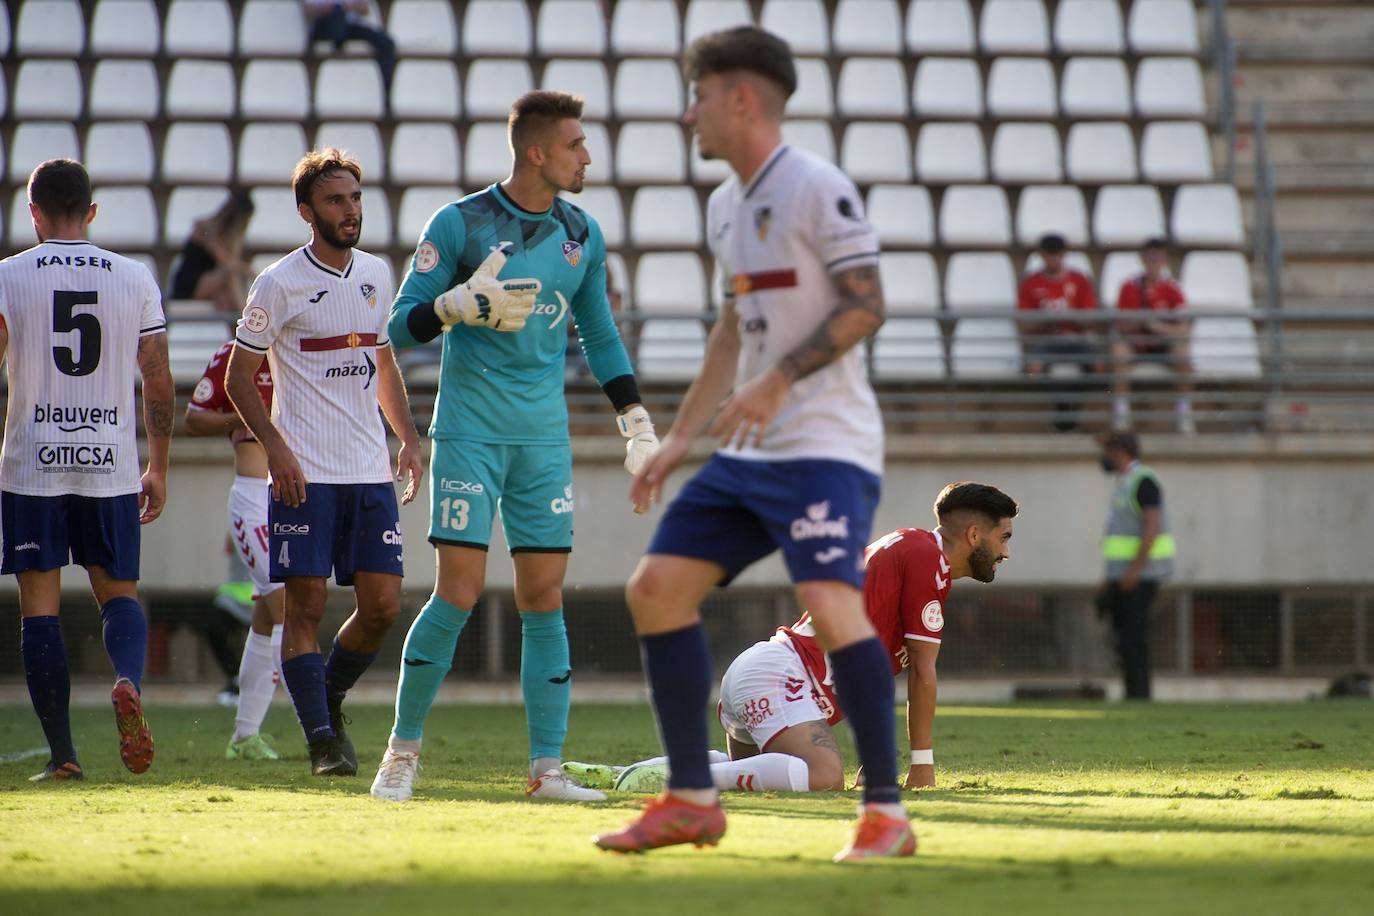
[161,125,232,185]
[466,60,534,118]
[940,186,1011,248]
[637,320,707,382]
[169,318,235,386]
[462,0,532,56]
[912,58,983,118]
[84,123,155,184]
[879,252,940,313]
[316,60,385,119]
[0,5,9,58]
[164,0,233,56]
[90,0,160,56]
[1053,0,1124,54]
[987,58,1057,119]
[834,0,902,54]
[906,0,976,54]
[464,122,513,185]
[689,140,732,186]
[240,60,309,120]
[950,319,1022,376]
[841,123,912,183]
[782,120,837,163]
[1181,252,1253,310]
[616,122,687,183]
[542,60,611,120]
[238,0,307,56]
[316,122,386,180]
[89,61,159,120]
[87,187,157,248]
[761,0,829,55]
[1015,185,1089,247]
[789,59,834,118]
[1191,318,1261,378]
[1092,185,1166,247]
[873,318,946,379]
[630,187,703,248]
[683,0,752,44]
[574,187,625,248]
[163,187,230,245]
[14,61,82,121]
[916,123,986,184]
[1140,121,1214,183]
[1171,184,1245,247]
[1135,58,1206,119]
[396,187,461,246]
[16,0,83,55]
[9,123,79,183]
[1065,122,1137,183]
[866,185,935,247]
[238,124,309,185]
[1127,0,1201,56]
[391,61,460,119]
[611,0,680,56]
[979,0,1049,55]
[0,69,8,122]
[358,186,392,250]
[1098,251,1142,305]
[246,187,307,248]
[606,252,631,308]
[614,60,683,118]
[535,0,606,56]
[389,0,459,56]
[837,59,907,118]
[635,252,707,312]
[580,122,613,185]
[7,188,27,247]
[991,123,1062,184]
[1061,57,1132,119]
[946,252,1016,310]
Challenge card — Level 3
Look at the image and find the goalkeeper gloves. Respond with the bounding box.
[434,246,540,332]
[617,405,660,475]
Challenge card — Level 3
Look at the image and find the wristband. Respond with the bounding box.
[910,749,934,766]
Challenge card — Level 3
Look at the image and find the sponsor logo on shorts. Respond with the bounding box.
[273,523,310,535]
[15,542,40,551]
[549,483,574,515]
[814,689,836,721]
[382,526,403,546]
[922,600,945,633]
[790,500,849,542]
[813,546,847,565]
[36,442,117,474]
[33,404,118,433]
[742,697,773,729]
[439,478,484,495]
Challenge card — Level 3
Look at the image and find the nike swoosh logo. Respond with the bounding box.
[548,671,572,684]
[403,658,434,667]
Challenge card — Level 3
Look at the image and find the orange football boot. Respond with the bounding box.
[111,677,154,774]
[594,792,726,853]
[833,805,918,863]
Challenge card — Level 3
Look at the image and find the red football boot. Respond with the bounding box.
[111,677,154,774]
[832,805,918,863]
[594,792,727,853]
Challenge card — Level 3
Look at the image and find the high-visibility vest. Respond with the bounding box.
[1102,462,1175,580]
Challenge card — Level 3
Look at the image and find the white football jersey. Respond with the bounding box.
[234,246,395,484]
[706,145,885,476]
[0,240,166,497]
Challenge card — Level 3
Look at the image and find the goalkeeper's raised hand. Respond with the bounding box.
[434,246,540,332]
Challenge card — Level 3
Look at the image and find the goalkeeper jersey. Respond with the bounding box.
[389,184,633,444]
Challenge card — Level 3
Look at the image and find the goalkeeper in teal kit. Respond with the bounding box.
[371,91,659,802]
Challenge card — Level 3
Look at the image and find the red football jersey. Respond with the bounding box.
[1017,270,1098,334]
[775,528,951,725]
[1116,274,1186,314]
[188,340,273,440]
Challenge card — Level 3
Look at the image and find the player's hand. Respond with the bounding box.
[905,764,936,790]
[629,431,689,514]
[265,441,308,507]
[396,438,424,506]
[617,406,660,494]
[138,470,166,524]
[433,246,540,332]
[1120,568,1142,592]
[708,368,789,450]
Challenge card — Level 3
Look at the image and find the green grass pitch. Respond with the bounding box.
[1,699,1371,915]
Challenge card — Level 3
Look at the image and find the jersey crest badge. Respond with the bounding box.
[360,283,377,307]
[561,240,582,267]
[754,206,772,241]
[922,600,945,633]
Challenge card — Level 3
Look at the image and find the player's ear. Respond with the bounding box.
[83,202,97,227]
[297,201,315,228]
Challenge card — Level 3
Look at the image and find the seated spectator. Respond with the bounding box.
[168,190,255,314]
[1017,233,1100,430]
[1111,238,1193,434]
[303,1,397,98]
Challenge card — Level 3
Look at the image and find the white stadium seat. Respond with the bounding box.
[630,187,702,248]
[1093,185,1166,247]
[389,0,459,56]
[782,120,837,163]
[359,186,392,250]
[316,60,385,119]
[1135,57,1206,119]
[14,61,83,121]
[611,0,680,56]
[8,188,29,247]
[841,123,912,183]
[0,71,6,121]
[837,59,907,118]
[916,123,986,184]
[789,59,834,118]
[169,319,235,386]
[536,0,607,56]
[91,0,160,56]
[1015,185,1089,247]
[316,122,386,180]
[162,124,232,184]
[980,0,1049,55]
[987,58,1057,119]
[542,60,611,120]
[581,122,613,185]
[906,0,976,55]
[637,320,707,382]
[1066,122,1138,183]
[873,318,946,379]
[1182,252,1253,310]
[946,252,1016,311]
[761,0,829,55]
[616,122,686,183]
[939,186,1012,247]
[1061,58,1132,119]
[247,187,307,248]
[991,123,1062,184]
[635,253,707,312]
[463,0,533,56]
[391,61,460,119]
[1191,318,1261,378]
[238,124,309,184]
[689,138,731,186]
[16,0,84,55]
[9,123,80,183]
[834,0,902,54]
[950,318,1022,376]
[913,58,983,119]
[397,187,461,246]
[683,0,752,44]
[1171,184,1245,247]
[163,187,230,245]
[164,0,233,56]
[88,187,157,248]
[466,60,534,118]
[573,187,624,248]
[879,252,940,313]
[89,61,159,120]
[1141,121,1214,183]
[614,60,683,118]
[1099,252,1142,306]
[238,0,307,56]
[1128,0,1201,55]
[867,185,935,248]
[240,60,309,120]
[84,123,155,183]
[0,5,10,58]
[464,122,513,185]
[1054,0,1124,54]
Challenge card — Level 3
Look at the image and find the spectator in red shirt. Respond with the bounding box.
[1016,233,1100,430]
[1111,238,1193,434]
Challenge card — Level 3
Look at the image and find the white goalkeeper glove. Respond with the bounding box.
[617,405,660,476]
[433,246,540,332]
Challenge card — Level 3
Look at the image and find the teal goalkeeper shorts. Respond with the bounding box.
[428,439,573,553]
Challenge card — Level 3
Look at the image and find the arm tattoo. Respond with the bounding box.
[138,335,174,438]
[777,265,885,382]
[145,398,174,438]
[808,722,842,754]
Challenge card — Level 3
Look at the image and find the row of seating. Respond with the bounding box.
[3,0,1203,60]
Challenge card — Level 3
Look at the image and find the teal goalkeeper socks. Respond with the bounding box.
[392,596,470,742]
[520,609,571,762]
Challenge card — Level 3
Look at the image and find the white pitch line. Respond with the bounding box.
[0,747,49,764]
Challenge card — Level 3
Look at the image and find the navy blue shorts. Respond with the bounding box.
[269,483,403,586]
[647,454,881,588]
[0,491,141,580]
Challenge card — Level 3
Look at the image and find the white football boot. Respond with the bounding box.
[526,767,608,801]
[370,748,420,801]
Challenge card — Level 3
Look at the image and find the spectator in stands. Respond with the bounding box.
[303,1,397,97]
[168,190,255,315]
[1016,233,1100,430]
[1111,238,1193,434]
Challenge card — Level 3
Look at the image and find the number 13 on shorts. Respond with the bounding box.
[439,496,469,531]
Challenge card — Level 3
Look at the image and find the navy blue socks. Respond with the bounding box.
[281,652,332,743]
[829,638,900,805]
[99,597,147,691]
[640,624,714,790]
[324,637,376,705]
[21,616,77,765]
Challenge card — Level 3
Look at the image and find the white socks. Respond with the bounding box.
[232,625,282,743]
[709,753,810,792]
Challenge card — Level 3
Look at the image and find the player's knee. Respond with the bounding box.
[625,563,665,613]
[807,754,845,791]
[514,583,562,613]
